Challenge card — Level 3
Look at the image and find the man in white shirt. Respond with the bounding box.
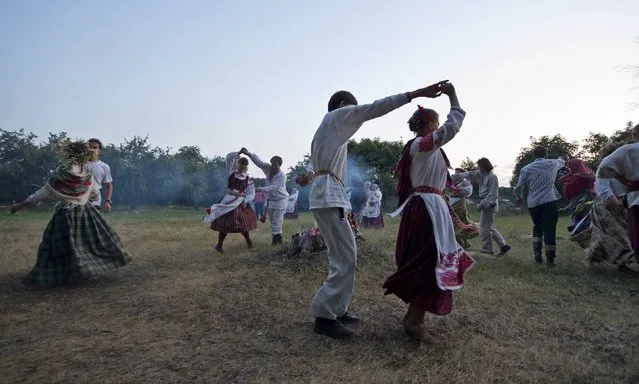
[242,149,289,245]
[88,138,113,212]
[299,80,450,339]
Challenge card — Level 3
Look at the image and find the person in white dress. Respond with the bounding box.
[285,188,300,220]
[361,184,384,229]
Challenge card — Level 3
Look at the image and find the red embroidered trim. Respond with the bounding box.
[438,250,475,288]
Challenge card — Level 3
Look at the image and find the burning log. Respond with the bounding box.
[287,216,364,258]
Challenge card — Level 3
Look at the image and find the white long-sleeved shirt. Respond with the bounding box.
[594,177,627,201]
[308,93,410,210]
[247,152,289,210]
[597,142,639,208]
[407,107,466,191]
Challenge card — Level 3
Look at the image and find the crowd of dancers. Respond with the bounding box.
[8,80,639,344]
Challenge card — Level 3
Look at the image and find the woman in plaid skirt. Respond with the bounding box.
[203,151,258,253]
[10,140,131,288]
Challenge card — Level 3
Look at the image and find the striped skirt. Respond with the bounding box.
[210,204,258,233]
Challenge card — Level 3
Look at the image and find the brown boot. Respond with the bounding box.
[402,304,439,344]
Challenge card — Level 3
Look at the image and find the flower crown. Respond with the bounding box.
[57,139,93,164]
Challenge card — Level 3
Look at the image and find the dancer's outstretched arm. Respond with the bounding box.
[242,148,271,177]
[10,186,52,214]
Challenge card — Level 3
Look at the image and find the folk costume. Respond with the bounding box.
[203,152,257,253]
[446,175,477,248]
[285,188,300,220]
[556,159,595,235]
[246,151,289,244]
[14,141,131,288]
[307,92,412,339]
[597,143,639,258]
[383,105,476,342]
[361,184,384,229]
[585,177,636,270]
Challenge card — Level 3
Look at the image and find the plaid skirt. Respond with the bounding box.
[23,203,131,288]
[210,204,257,233]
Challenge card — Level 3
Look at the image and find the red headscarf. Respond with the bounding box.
[557,158,595,200]
[567,159,594,180]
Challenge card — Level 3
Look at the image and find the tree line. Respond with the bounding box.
[0,121,634,211]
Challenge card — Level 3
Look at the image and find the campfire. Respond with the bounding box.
[287,213,364,257]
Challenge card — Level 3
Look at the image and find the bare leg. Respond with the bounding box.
[403,303,439,344]
[215,232,227,253]
[242,231,253,249]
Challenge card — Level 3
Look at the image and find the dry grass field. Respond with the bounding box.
[1,207,638,384]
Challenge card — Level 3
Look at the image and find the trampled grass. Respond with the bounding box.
[0,207,638,383]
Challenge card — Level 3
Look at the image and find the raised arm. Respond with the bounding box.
[257,172,286,192]
[409,85,466,154]
[11,186,53,213]
[225,151,241,176]
[245,151,271,176]
[458,179,473,198]
[333,80,452,146]
[452,170,480,183]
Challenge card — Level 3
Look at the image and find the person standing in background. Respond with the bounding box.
[88,138,113,212]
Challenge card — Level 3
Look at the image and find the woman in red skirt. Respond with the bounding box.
[203,151,258,253]
[383,82,476,344]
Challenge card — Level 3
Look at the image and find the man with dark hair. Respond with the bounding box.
[242,148,289,244]
[299,79,450,339]
[475,157,510,255]
[87,138,113,212]
[514,147,565,265]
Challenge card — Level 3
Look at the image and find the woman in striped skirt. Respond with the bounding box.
[203,151,258,253]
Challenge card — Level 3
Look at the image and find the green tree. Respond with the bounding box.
[347,138,404,209]
[459,157,477,171]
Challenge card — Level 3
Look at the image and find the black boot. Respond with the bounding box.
[274,234,283,244]
[337,312,359,324]
[498,244,511,256]
[313,317,354,339]
[546,250,556,267]
[533,242,543,264]
[271,235,278,245]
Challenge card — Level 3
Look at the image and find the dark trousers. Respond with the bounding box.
[528,201,559,258]
[629,206,639,256]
